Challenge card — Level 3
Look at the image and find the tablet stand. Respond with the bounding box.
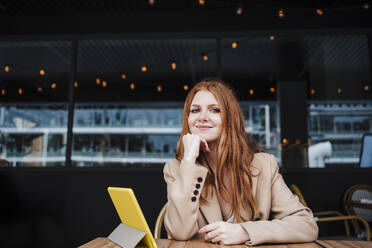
[108,223,146,248]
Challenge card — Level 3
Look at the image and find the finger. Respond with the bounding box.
[199,137,210,152]
[211,235,223,244]
[199,223,219,234]
[204,229,221,241]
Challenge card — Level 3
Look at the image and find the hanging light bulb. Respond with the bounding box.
[1,89,6,95]
[51,83,56,89]
[232,42,238,48]
[40,69,45,76]
[202,53,208,61]
[149,0,155,5]
[236,7,243,15]
[364,85,369,91]
[157,85,162,92]
[337,88,342,94]
[278,9,284,18]
[4,65,10,72]
[102,80,107,87]
[316,9,324,15]
[121,74,126,80]
[269,35,275,41]
[171,61,176,70]
[74,81,78,88]
[37,87,43,92]
[184,85,189,91]
[18,88,23,95]
[130,83,135,90]
[364,3,369,9]
[282,138,288,144]
[96,78,101,85]
[311,89,315,95]
[249,89,254,95]
[199,0,205,6]
[270,87,275,93]
[141,66,147,72]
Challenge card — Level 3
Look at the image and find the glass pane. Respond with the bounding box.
[0,41,71,167]
[306,35,371,168]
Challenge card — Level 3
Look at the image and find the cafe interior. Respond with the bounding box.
[0,0,371,247]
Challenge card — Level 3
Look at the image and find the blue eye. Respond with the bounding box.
[190,109,199,113]
[212,108,220,113]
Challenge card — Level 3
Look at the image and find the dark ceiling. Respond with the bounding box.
[0,0,371,102]
[0,0,370,14]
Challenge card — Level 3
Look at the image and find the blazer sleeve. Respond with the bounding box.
[163,159,209,240]
[241,155,319,246]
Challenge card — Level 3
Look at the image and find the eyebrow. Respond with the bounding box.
[190,104,219,107]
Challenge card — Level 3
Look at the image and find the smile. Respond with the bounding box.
[196,125,213,131]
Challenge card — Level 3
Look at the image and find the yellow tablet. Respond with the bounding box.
[108,187,157,248]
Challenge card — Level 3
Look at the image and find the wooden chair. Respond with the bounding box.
[343,184,372,240]
[290,184,371,241]
[154,202,168,239]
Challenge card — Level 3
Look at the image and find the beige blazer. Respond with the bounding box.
[163,152,318,246]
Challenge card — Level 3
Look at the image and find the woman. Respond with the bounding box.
[163,78,318,246]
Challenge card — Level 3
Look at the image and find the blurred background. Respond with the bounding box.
[0,0,371,247]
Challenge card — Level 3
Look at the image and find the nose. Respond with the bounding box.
[198,109,209,122]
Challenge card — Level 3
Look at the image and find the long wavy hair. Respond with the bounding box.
[176,78,260,221]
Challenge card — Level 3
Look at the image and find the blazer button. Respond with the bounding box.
[196,184,201,189]
[197,177,203,183]
[191,197,197,202]
[193,190,199,195]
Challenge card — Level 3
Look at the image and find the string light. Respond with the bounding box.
[37,87,43,92]
[199,0,205,6]
[51,83,56,89]
[316,9,324,15]
[311,89,315,95]
[184,85,189,91]
[130,83,135,90]
[4,65,10,72]
[171,62,176,70]
[337,88,342,94]
[236,7,243,15]
[157,85,162,92]
[96,78,101,85]
[249,89,254,95]
[141,66,147,72]
[39,69,45,76]
[1,89,6,95]
[102,80,107,87]
[278,9,284,18]
[121,74,126,80]
[364,85,369,91]
[232,42,238,48]
[282,138,288,144]
[270,87,275,93]
[74,81,78,88]
[269,35,275,41]
[202,54,208,61]
[18,88,23,95]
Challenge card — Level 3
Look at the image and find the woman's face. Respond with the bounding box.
[188,90,223,143]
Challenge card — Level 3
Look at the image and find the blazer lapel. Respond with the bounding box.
[199,186,223,224]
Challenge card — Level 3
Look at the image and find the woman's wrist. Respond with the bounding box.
[182,154,196,164]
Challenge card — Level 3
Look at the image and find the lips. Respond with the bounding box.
[196,125,212,131]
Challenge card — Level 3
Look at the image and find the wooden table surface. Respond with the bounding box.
[78,238,372,248]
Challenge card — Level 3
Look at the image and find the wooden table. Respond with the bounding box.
[78,238,372,248]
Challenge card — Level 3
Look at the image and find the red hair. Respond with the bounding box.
[176,78,260,221]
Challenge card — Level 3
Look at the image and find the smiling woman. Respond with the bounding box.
[163,78,318,246]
